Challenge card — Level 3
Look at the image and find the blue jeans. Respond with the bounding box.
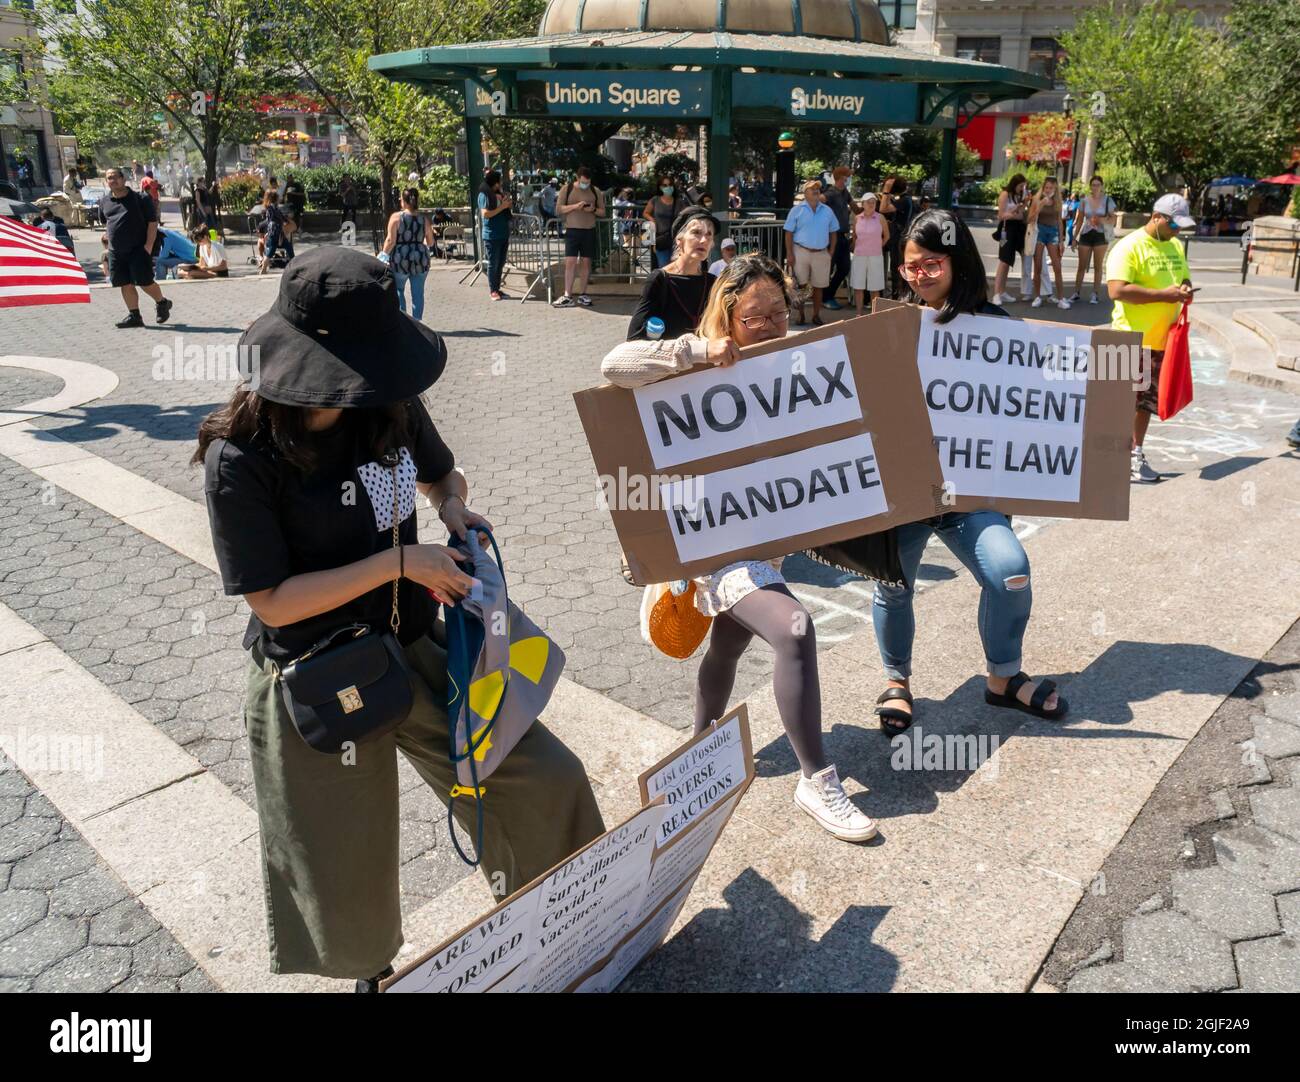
[393,270,427,320]
[485,236,509,293]
[154,255,185,279]
[872,511,1032,680]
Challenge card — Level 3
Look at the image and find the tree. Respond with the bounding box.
[42,0,292,183]
[1224,0,1300,176]
[1059,0,1248,205]
[280,0,542,215]
[44,70,159,171]
[1009,113,1072,168]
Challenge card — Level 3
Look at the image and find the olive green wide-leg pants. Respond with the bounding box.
[244,633,605,979]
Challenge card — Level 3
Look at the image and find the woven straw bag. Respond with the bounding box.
[646,580,712,659]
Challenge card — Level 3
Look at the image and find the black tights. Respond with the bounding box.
[693,583,827,776]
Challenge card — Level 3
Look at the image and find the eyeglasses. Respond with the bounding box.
[737,310,791,331]
[898,256,949,281]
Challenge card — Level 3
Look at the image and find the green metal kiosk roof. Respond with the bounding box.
[370,28,1050,101]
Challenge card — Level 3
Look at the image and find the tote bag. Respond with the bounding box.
[1157,303,1194,421]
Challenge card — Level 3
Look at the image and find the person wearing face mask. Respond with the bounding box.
[553,166,607,308]
[1107,193,1196,484]
[600,252,878,844]
[643,173,687,270]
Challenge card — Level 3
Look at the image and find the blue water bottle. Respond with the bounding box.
[645,316,665,340]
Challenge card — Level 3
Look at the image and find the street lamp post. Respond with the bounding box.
[1063,93,1081,193]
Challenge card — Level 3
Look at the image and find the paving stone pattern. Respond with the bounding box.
[0,455,477,922]
[1062,623,1300,993]
[8,248,1297,729]
[0,368,64,414]
[0,751,214,992]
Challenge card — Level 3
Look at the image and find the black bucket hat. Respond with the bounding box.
[670,204,719,243]
[241,246,446,407]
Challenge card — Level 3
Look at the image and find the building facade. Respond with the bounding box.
[880,0,1233,174]
[1,0,62,195]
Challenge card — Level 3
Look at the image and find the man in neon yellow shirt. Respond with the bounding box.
[1107,193,1195,483]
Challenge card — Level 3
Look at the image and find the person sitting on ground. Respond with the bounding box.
[154,227,198,279]
[178,226,229,279]
[599,251,878,844]
[708,235,737,277]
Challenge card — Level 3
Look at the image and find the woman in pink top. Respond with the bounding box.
[850,193,889,314]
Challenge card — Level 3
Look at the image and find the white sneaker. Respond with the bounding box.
[1056,298,1072,310]
[1031,296,1044,308]
[1130,446,1160,484]
[991,292,1012,305]
[1067,292,1082,303]
[1089,293,1100,305]
[794,765,878,842]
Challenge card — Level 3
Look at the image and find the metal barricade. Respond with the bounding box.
[459,212,556,304]
[726,217,788,265]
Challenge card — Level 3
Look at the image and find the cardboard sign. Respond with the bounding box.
[877,299,1138,520]
[382,705,756,994]
[575,306,946,584]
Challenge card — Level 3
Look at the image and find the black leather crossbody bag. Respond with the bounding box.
[274,451,415,753]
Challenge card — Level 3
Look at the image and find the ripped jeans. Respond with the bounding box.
[872,511,1032,680]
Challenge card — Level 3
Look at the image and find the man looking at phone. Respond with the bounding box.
[553,166,606,308]
[1107,193,1196,483]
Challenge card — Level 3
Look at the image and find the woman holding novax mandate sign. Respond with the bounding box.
[860,210,1067,733]
[602,253,879,845]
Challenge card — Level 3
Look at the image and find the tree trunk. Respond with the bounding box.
[380,161,396,218]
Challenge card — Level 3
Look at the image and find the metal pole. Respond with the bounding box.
[939,126,957,210]
[465,110,484,265]
[708,68,733,227]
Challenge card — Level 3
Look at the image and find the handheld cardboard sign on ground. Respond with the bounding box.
[381,705,755,994]
[574,307,944,584]
[874,299,1138,520]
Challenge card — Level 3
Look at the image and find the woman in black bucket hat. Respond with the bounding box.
[194,247,604,989]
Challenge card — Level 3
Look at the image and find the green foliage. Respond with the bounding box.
[1291,185,1300,221]
[795,158,827,184]
[216,172,263,213]
[283,0,541,213]
[42,0,293,181]
[652,152,700,184]
[869,161,927,187]
[45,71,159,166]
[1093,161,1157,213]
[1225,0,1300,176]
[419,164,469,208]
[960,165,1051,207]
[1059,0,1256,203]
[285,162,382,205]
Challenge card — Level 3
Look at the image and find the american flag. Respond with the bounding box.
[0,215,90,308]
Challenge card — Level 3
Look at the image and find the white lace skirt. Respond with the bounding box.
[693,558,786,617]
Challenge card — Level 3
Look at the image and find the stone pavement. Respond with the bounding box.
[1045,619,1300,993]
[0,227,1298,991]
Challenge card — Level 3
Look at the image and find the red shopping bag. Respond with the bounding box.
[1157,303,1193,420]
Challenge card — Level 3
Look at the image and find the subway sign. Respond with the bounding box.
[465,70,710,118]
[732,73,928,126]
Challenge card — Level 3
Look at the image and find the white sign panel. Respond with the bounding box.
[518,803,667,993]
[637,791,740,921]
[385,889,540,993]
[578,878,698,993]
[634,335,860,469]
[917,309,1092,503]
[659,433,889,564]
[641,715,747,848]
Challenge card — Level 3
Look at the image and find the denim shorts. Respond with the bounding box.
[1036,224,1061,247]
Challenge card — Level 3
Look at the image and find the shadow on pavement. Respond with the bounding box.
[30,401,223,443]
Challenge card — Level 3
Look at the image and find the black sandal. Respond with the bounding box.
[985,671,1068,720]
[619,555,636,586]
[875,686,914,735]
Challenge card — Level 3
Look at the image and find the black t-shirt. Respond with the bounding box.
[822,186,852,232]
[204,399,456,663]
[103,188,156,253]
[627,269,717,341]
